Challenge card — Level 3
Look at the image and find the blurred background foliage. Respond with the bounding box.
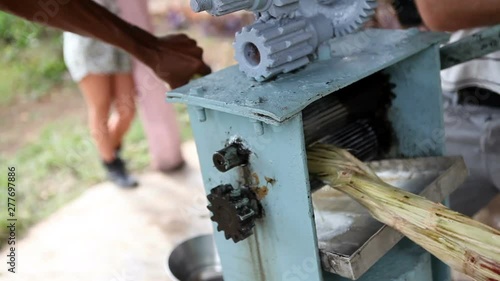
[0,13,67,104]
[0,3,239,245]
[0,12,151,243]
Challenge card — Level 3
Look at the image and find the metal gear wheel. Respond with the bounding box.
[299,0,377,37]
[191,0,263,16]
[207,184,263,243]
[234,18,314,81]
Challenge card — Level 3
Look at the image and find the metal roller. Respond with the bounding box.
[303,72,395,152]
[303,72,395,192]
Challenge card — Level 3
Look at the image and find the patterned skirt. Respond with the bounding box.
[62,0,131,82]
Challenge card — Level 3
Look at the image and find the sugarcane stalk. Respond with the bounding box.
[307,144,500,281]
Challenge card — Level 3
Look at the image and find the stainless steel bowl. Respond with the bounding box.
[167,234,223,281]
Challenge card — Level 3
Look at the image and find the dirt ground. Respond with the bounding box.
[0,84,86,156]
[0,142,211,281]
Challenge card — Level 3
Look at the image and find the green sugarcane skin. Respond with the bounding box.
[307,145,500,281]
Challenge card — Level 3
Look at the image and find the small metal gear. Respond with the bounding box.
[207,184,263,243]
[190,0,297,18]
[191,0,258,15]
[234,18,314,81]
[299,0,377,37]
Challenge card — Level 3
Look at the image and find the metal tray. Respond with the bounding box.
[313,156,467,280]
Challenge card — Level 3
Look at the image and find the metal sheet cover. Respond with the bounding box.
[168,29,448,125]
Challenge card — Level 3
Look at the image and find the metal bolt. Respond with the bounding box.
[251,120,264,136]
[190,0,212,12]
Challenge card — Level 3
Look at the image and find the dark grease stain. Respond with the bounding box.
[254,232,266,281]
[248,233,266,281]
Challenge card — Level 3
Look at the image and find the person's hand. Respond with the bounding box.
[366,0,403,29]
[375,0,403,29]
[366,0,428,30]
[145,34,212,89]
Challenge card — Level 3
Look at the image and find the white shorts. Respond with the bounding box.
[62,0,131,82]
[63,32,131,82]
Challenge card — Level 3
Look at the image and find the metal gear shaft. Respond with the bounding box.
[191,0,299,17]
[192,0,377,80]
[234,16,332,81]
[234,19,312,80]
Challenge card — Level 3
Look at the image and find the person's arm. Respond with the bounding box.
[414,0,500,31]
[0,0,210,88]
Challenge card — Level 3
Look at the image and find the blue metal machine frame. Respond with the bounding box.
[168,29,451,281]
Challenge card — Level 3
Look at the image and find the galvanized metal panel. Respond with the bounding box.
[188,108,323,281]
[385,46,445,157]
[324,239,433,281]
[168,30,448,125]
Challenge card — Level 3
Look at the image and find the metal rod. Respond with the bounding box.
[213,143,249,172]
[440,25,500,70]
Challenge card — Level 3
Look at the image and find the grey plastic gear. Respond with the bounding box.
[191,0,298,17]
[191,0,267,16]
[193,0,376,80]
[234,19,314,81]
[299,0,377,37]
[264,0,300,18]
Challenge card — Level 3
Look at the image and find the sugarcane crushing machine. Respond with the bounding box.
[167,0,500,279]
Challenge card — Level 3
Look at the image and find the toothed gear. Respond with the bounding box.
[190,0,297,17]
[191,0,259,15]
[207,184,263,243]
[234,19,315,81]
[299,0,377,37]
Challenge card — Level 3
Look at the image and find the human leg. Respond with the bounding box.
[79,74,115,162]
[79,73,137,188]
[109,73,136,150]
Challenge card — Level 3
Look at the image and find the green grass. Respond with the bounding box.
[0,117,151,244]
[0,109,193,245]
[0,13,67,105]
[0,12,194,246]
[0,38,67,105]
